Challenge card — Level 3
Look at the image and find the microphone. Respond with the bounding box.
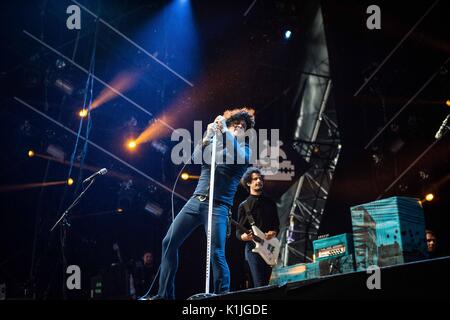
[83,168,108,184]
[435,114,450,140]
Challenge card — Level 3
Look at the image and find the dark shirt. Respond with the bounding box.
[133,262,157,296]
[193,138,251,207]
[236,194,280,240]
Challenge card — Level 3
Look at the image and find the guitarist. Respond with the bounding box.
[236,167,279,287]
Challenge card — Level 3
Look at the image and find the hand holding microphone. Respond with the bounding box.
[203,115,227,145]
[213,115,228,133]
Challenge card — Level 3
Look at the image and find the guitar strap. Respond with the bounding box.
[243,199,256,226]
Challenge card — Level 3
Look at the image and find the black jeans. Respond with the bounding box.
[158,197,230,299]
[245,242,272,287]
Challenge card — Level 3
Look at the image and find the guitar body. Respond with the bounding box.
[250,225,280,266]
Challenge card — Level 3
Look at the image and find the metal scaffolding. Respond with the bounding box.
[281,80,342,265]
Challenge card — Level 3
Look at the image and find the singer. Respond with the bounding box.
[142,108,255,300]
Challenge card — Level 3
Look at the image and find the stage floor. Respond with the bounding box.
[199,256,450,299]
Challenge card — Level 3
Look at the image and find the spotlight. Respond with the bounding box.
[425,193,434,202]
[67,178,74,186]
[181,172,189,180]
[116,208,124,214]
[79,109,88,118]
[446,100,450,107]
[54,78,74,95]
[284,30,292,39]
[144,201,163,217]
[28,150,35,158]
[127,140,137,150]
[180,172,199,180]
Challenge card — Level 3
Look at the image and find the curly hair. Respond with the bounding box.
[223,107,255,130]
[240,166,263,192]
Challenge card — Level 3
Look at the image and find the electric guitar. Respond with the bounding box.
[231,219,280,266]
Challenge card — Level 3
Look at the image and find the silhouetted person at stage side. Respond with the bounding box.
[133,251,157,297]
[426,229,439,258]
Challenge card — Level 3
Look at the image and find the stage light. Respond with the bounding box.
[79,109,88,118]
[144,201,163,217]
[180,172,199,180]
[67,178,74,186]
[116,208,124,214]
[127,140,137,150]
[28,150,35,158]
[446,100,450,107]
[425,193,434,202]
[46,144,65,162]
[54,78,74,95]
[284,30,292,39]
[181,172,189,180]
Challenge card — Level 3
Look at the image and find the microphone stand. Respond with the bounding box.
[205,133,217,295]
[50,178,97,299]
[50,178,96,232]
[188,133,218,300]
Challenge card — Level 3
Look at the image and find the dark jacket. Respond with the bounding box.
[193,137,251,207]
[236,194,279,240]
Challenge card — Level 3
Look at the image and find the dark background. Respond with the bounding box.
[0,0,448,299]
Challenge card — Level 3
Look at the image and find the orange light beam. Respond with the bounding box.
[23,30,178,136]
[183,174,200,180]
[0,180,68,192]
[15,96,187,201]
[132,44,260,145]
[29,152,130,182]
[90,70,140,111]
[133,112,180,146]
